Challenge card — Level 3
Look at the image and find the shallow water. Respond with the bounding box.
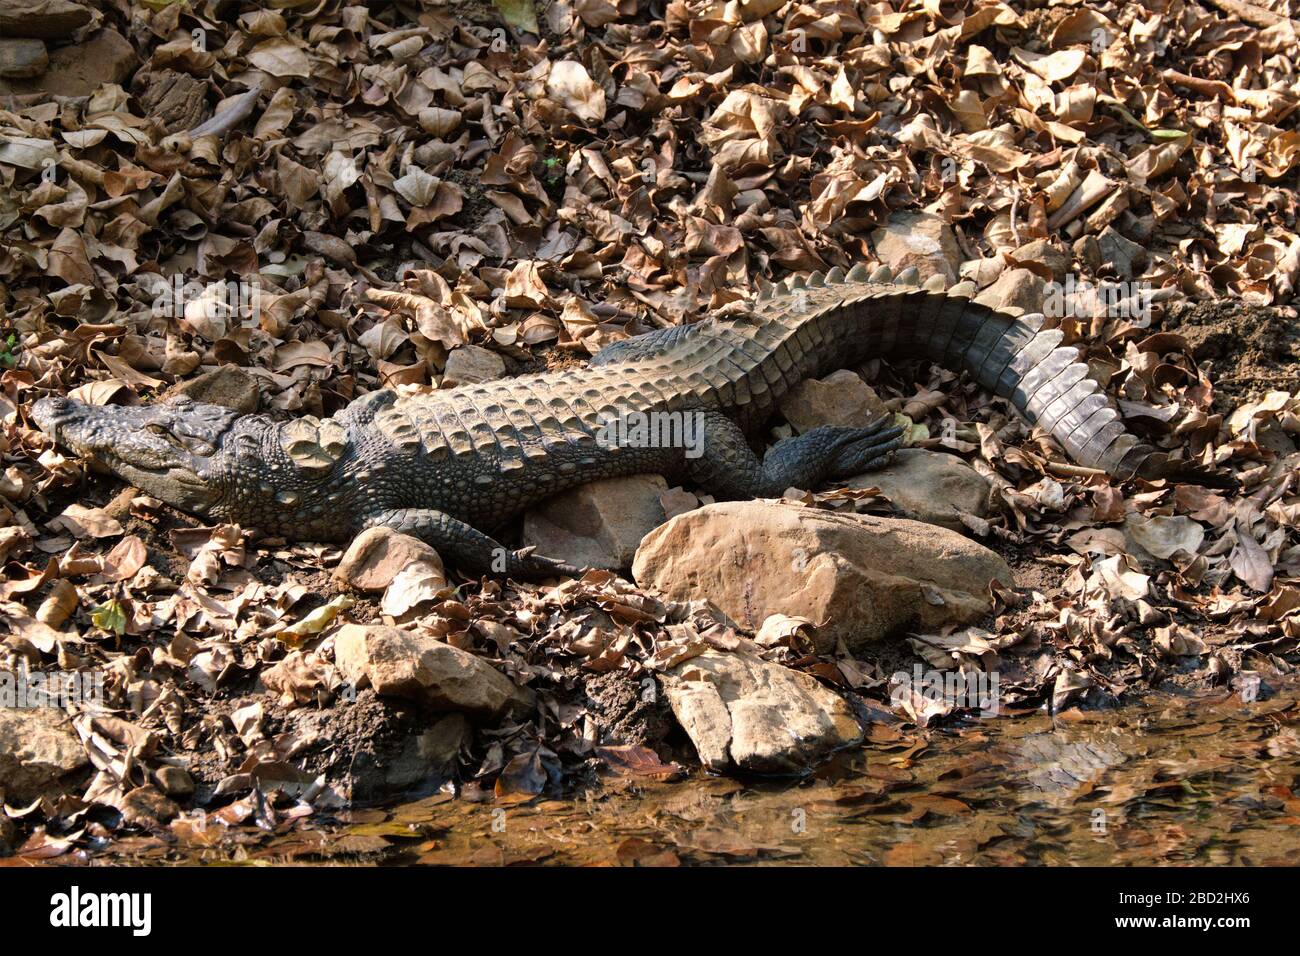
[153,680,1300,867]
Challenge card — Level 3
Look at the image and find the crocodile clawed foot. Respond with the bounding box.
[824,415,907,479]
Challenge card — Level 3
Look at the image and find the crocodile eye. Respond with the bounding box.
[147,423,170,437]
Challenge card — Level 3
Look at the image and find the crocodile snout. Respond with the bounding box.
[32,396,78,437]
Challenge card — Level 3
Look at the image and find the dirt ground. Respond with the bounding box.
[3,0,1300,861]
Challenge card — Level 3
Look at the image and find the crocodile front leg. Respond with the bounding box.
[687,411,905,499]
[364,509,587,580]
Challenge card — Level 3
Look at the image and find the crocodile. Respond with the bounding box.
[33,263,1230,578]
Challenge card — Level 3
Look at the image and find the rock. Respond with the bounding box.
[0,39,47,79]
[663,649,861,774]
[871,212,961,284]
[333,624,532,720]
[1011,239,1069,282]
[165,365,259,414]
[1073,235,1102,271]
[975,267,1046,314]
[632,501,1012,654]
[778,370,888,434]
[154,765,195,798]
[0,708,89,804]
[334,527,443,592]
[0,29,137,97]
[847,448,992,532]
[120,785,180,826]
[522,474,668,570]
[442,345,505,387]
[0,0,91,40]
[1097,226,1147,280]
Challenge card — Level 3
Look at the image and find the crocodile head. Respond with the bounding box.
[33,395,244,517]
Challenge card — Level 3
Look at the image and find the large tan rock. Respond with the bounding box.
[1011,239,1069,282]
[0,0,91,40]
[442,344,505,387]
[0,708,89,803]
[165,365,260,414]
[334,527,443,592]
[632,501,1012,654]
[522,474,667,570]
[871,212,961,283]
[975,267,1046,314]
[0,39,47,79]
[663,649,861,774]
[0,29,137,97]
[333,624,531,720]
[778,370,888,434]
[847,448,992,532]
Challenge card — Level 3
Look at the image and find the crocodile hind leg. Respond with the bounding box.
[364,508,586,580]
[686,411,905,499]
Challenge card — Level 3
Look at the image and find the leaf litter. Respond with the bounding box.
[2,0,1300,863]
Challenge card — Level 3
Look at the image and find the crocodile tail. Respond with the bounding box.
[755,266,1231,487]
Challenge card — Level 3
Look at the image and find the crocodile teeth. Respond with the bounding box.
[826,266,846,283]
[867,264,892,283]
[922,273,948,291]
[807,271,826,287]
[847,263,872,282]
[756,280,774,300]
[949,280,978,297]
[788,275,807,290]
[895,266,921,286]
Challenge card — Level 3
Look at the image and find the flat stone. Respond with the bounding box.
[633,500,1012,655]
[0,707,89,804]
[0,0,91,40]
[778,369,888,434]
[0,39,48,79]
[522,474,668,570]
[847,448,992,532]
[0,28,137,97]
[975,267,1046,314]
[663,648,861,774]
[442,344,505,387]
[154,765,195,798]
[334,527,443,592]
[871,212,961,284]
[333,624,532,720]
[165,365,259,414]
[1011,239,1070,282]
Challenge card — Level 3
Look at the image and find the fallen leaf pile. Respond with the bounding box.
[2,0,1300,861]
